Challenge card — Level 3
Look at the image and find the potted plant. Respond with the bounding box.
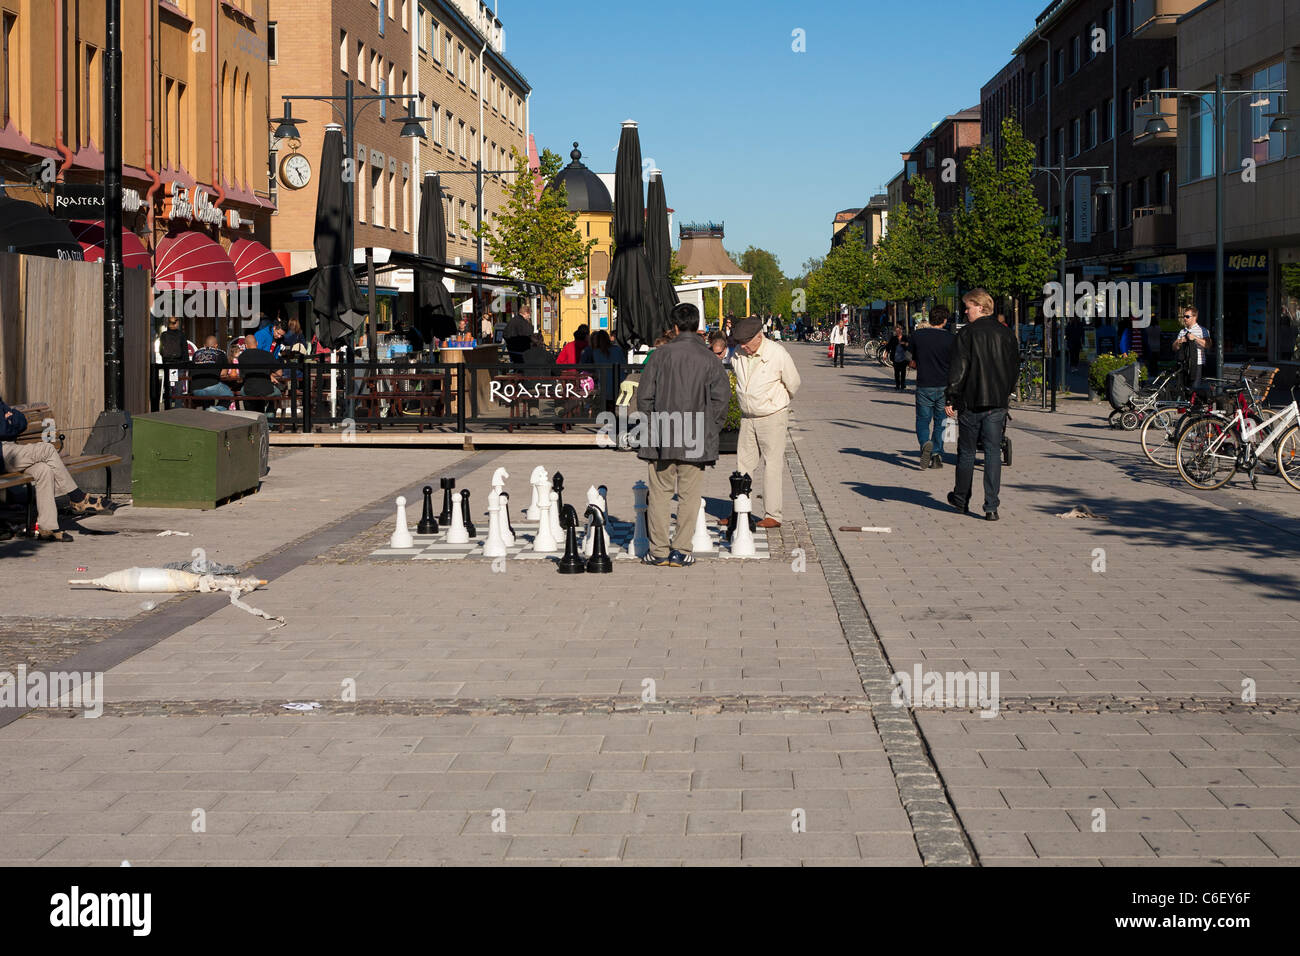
[718,370,742,454]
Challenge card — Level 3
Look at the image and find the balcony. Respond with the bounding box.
[1132,206,1175,247]
[1131,0,1198,39]
[1133,95,1178,146]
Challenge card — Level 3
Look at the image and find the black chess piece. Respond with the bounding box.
[499,491,516,541]
[438,477,456,525]
[552,472,565,519]
[584,505,612,574]
[557,504,585,574]
[417,485,439,535]
[726,471,749,543]
[460,489,476,538]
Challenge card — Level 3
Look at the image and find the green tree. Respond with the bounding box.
[472,147,595,323]
[874,177,950,312]
[953,116,1064,323]
[740,246,784,315]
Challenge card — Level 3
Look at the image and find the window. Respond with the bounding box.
[82,44,101,147]
[388,166,396,231]
[1086,22,1097,61]
[446,195,454,236]
[1139,176,1150,209]
[370,52,379,88]
[159,78,171,167]
[445,33,453,72]
[1070,117,1080,156]
[457,44,465,84]
[458,119,466,158]
[458,199,466,238]
[905,159,917,178]
[371,162,383,227]
[1027,70,1036,104]
[401,0,408,31]
[357,150,366,223]
[1070,35,1080,74]
[1241,61,1287,165]
[1156,169,1170,206]
[1038,62,1047,98]
[470,54,477,92]
[268,22,277,63]
[377,0,384,37]
[470,126,476,161]
[1119,86,1131,132]
[1120,182,1133,226]
[1086,108,1097,149]
[1118,0,1131,35]
[1103,97,1114,141]
[1,11,15,129]
[1095,191,1110,233]
[430,19,439,59]
[1055,126,1064,164]
[1054,49,1064,85]
[1159,65,1171,90]
[379,77,387,120]
[446,110,454,152]
[340,30,348,73]
[1186,94,1214,181]
[356,41,364,81]
[924,146,935,169]
[1038,135,1048,164]
[1106,6,1115,51]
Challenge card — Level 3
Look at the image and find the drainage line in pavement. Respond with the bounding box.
[786,441,977,867]
[0,452,501,731]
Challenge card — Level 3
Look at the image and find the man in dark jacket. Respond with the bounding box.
[504,307,534,363]
[909,305,955,469]
[945,289,1020,521]
[636,302,731,567]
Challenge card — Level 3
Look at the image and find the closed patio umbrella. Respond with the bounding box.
[0,195,84,260]
[646,169,678,326]
[605,120,658,349]
[307,126,365,345]
[416,172,458,342]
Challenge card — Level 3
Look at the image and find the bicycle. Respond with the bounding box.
[1175,384,1300,491]
[1143,370,1272,470]
[1016,356,1044,405]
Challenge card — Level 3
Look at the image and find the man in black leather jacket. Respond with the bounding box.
[944,289,1020,521]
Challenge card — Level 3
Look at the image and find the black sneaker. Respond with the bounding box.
[946,492,969,515]
[986,511,999,521]
[667,550,695,567]
[920,441,933,470]
[640,553,672,567]
[931,455,943,469]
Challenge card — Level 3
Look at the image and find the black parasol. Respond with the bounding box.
[416,172,458,341]
[0,195,84,260]
[645,170,678,330]
[307,126,365,345]
[605,120,658,349]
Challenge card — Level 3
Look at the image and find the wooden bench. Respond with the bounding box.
[0,403,122,535]
[1221,363,1279,404]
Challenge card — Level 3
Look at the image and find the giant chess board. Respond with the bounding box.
[369,516,771,561]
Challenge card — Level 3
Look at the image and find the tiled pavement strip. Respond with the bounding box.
[5,343,1300,865]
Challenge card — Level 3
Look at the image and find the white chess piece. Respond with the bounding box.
[498,491,515,547]
[548,490,563,543]
[491,466,509,495]
[627,480,650,558]
[445,491,469,544]
[532,490,558,553]
[390,496,414,549]
[527,466,547,520]
[691,503,714,554]
[730,493,756,558]
[482,492,507,558]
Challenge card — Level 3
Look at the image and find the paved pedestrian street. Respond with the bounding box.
[3,343,1298,866]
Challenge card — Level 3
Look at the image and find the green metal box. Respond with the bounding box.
[131,409,261,509]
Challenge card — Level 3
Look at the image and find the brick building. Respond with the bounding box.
[0,0,273,256]
[269,0,531,326]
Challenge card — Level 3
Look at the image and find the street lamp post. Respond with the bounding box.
[1031,162,1112,412]
[270,80,428,379]
[1148,78,1291,376]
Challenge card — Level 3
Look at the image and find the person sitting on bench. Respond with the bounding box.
[1,397,108,542]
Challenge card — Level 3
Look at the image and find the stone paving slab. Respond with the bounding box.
[0,713,919,865]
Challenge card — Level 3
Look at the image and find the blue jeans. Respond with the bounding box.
[915,387,946,449]
[954,407,1007,513]
[193,383,234,397]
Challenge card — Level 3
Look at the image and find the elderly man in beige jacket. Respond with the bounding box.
[729,316,801,528]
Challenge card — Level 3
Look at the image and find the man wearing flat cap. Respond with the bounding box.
[730,316,801,528]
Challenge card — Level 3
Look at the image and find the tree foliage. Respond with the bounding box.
[953,116,1063,304]
[740,246,784,316]
[473,147,595,302]
[872,176,951,306]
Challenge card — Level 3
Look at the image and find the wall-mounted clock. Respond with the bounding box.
[280,152,312,189]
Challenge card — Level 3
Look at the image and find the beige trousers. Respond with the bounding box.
[646,461,706,559]
[736,407,789,521]
[2,441,78,532]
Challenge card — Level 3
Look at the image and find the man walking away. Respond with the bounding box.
[890,326,910,390]
[910,305,955,470]
[636,303,730,567]
[830,317,848,367]
[945,289,1020,521]
[504,307,534,363]
[731,315,801,529]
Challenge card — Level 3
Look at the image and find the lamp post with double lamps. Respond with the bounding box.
[1030,162,1113,412]
[270,80,429,372]
[1146,77,1292,375]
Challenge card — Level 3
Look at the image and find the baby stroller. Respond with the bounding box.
[975,411,1013,467]
[1105,364,1178,430]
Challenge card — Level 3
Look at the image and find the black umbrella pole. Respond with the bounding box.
[102,0,125,412]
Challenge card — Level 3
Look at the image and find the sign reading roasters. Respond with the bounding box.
[51,183,143,218]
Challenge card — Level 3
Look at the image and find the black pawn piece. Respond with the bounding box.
[552,471,565,518]
[438,476,456,525]
[461,489,476,538]
[500,491,516,540]
[584,504,613,574]
[418,485,439,535]
[557,504,585,574]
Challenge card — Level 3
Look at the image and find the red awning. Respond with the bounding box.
[229,238,287,285]
[69,220,152,271]
[153,230,238,287]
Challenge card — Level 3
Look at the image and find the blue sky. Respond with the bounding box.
[501,0,1046,275]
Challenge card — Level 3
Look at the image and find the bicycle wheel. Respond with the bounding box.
[1140,408,1181,469]
[1176,417,1240,490]
[1275,424,1300,491]
[1119,410,1141,430]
